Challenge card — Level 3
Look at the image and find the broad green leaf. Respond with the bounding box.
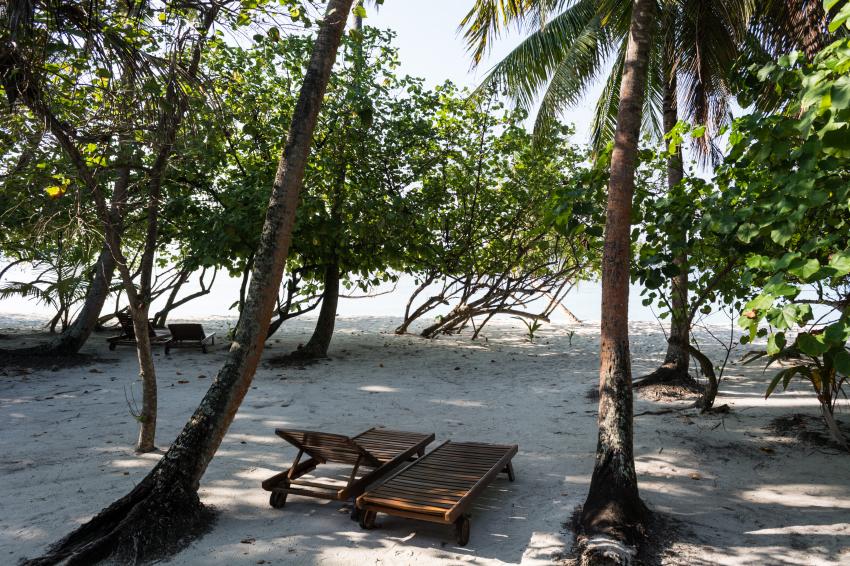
[788,258,820,281]
[834,349,850,375]
[767,332,786,355]
[824,320,850,343]
[828,251,850,275]
[798,332,829,356]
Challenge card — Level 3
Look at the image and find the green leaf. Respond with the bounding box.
[798,332,829,356]
[765,369,788,398]
[763,279,799,298]
[746,293,776,311]
[831,75,850,109]
[834,349,850,375]
[828,251,850,276]
[691,125,706,138]
[767,332,786,355]
[828,2,850,32]
[737,223,759,243]
[788,258,820,281]
[824,320,850,343]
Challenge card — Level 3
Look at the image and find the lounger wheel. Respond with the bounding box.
[109,342,116,351]
[359,510,377,530]
[164,346,170,355]
[269,491,288,509]
[201,345,207,353]
[455,516,470,546]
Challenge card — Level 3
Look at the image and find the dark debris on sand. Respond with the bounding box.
[769,413,850,452]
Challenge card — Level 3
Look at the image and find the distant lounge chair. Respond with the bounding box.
[107,312,169,351]
[356,440,517,546]
[164,323,216,354]
[261,427,435,509]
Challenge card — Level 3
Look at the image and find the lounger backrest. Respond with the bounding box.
[116,312,159,338]
[117,312,136,336]
[276,429,380,467]
[168,323,206,341]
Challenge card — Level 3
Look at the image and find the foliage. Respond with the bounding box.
[397,91,603,337]
[172,28,438,321]
[720,2,850,445]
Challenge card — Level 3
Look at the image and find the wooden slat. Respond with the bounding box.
[362,496,449,515]
[357,440,518,525]
[358,503,449,525]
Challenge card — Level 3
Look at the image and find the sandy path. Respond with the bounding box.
[0,316,848,565]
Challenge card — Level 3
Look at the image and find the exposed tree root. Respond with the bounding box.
[279,343,329,362]
[578,536,637,566]
[23,477,215,565]
[634,365,698,389]
[570,505,679,566]
[570,504,647,566]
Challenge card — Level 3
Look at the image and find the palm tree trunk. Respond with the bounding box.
[579,0,655,558]
[638,71,691,387]
[22,2,355,563]
[662,74,689,367]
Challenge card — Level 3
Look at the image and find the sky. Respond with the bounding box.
[0,2,662,325]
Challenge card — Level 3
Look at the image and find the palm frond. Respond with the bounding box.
[589,42,625,156]
[0,280,59,307]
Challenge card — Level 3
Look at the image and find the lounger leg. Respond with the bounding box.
[504,461,515,482]
[270,489,289,508]
[268,449,307,510]
[455,515,470,546]
[359,509,377,530]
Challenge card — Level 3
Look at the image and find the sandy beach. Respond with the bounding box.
[1,315,848,565]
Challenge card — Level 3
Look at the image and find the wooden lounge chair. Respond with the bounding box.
[261,427,435,509]
[164,323,216,354]
[355,440,517,546]
[107,312,169,350]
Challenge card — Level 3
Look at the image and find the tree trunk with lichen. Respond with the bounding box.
[22,2,354,563]
[578,0,654,561]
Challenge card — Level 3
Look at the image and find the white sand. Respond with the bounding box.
[1,315,848,565]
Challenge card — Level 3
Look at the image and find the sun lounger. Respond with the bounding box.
[164,323,216,354]
[355,440,517,546]
[107,312,168,350]
[261,427,435,509]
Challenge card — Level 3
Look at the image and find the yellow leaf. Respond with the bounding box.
[45,185,67,199]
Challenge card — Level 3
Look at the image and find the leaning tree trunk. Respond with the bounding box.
[21,151,131,356]
[23,2,355,563]
[637,71,691,388]
[579,0,655,561]
[290,261,340,359]
[42,247,115,354]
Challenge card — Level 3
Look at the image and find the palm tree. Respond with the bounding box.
[580,1,656,555]
[464,0,661,555]
[461,0,832,387]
